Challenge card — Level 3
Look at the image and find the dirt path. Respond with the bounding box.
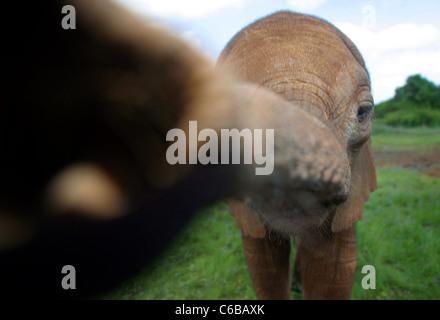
[373,145,440,178]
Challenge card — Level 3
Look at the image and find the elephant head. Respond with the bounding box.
[217,12,377,299]
[218,11,377,237]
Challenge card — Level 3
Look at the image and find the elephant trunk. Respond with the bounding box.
[228,83,350,231]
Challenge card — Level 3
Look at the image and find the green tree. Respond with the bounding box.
[376,74,440,127]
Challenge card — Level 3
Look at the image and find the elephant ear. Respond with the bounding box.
[332,138,377,232]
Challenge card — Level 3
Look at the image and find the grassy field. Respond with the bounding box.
[102,124,440,300]
[372,123,440,151]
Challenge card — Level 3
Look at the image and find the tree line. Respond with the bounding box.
[375,74,440,127]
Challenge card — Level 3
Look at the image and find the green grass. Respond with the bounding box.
[353,167,440,299]
[372,123,440,151]
[101,203,256,300]
[102,125,440,300]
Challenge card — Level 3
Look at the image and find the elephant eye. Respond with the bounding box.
[357,105,372,122]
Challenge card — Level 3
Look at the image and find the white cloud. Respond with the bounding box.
[114,0,252,18]
[379,50,440,76]
[335,22,440,102]
[286,0,326,12]
[336,22,440,56]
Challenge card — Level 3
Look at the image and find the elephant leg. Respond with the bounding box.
[242,233,291,300]
[295,225,357,300]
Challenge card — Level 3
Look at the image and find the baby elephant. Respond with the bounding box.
[218,12,377,299]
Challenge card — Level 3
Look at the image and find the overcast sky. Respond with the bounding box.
[113,0,440,103]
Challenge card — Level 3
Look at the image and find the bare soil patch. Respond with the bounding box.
[373,146,440,178]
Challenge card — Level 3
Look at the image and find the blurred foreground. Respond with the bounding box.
[102,124,440,300]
